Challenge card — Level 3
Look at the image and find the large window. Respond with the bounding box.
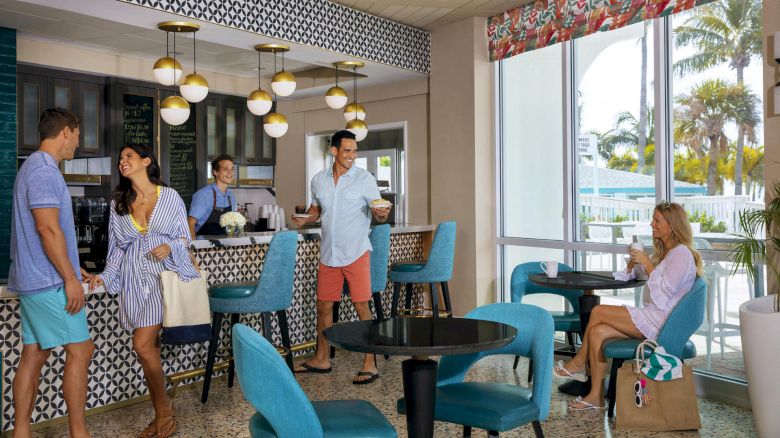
[501,44,564,240]
[498,0,764,384]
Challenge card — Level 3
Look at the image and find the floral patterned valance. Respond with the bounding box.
[488,0,714,61]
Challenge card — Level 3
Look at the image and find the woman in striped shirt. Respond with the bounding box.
[90,144,199,438]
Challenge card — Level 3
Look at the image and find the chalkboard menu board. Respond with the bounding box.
[167,107,197,206]
[123,94,154,147]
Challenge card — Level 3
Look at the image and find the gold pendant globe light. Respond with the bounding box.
[174,23,209,103]
[346,118,368,142]
[343,62,367,141]
[153,22,197,86]
[325,62,351,109]
[160,95,191,126]
[263,111,288,138]
[247,45,273,116]
[257,44,290,137]
[336,61,364,119]
[156,23,194,126]
[256,44,295,97]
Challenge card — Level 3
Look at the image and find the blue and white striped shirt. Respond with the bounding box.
[98,186,200,330]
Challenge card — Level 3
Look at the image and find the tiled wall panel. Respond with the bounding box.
[117,0,431,74]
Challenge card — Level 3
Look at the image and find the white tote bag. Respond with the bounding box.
[159,270,212,345]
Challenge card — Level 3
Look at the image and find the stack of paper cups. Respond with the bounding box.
[260,204,271,219]
[268,214,277,230]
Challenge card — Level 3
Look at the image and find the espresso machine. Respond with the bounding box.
[72,197,109,271]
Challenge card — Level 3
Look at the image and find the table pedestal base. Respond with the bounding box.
[402,358,438,438]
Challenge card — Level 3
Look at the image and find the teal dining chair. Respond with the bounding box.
[389,221,456,318]
[510,262,582,382]
[331,224,391,359]
[397,303,553,437]
[201,231,298,403]
[603,276,707,418]
[233,324,397,437]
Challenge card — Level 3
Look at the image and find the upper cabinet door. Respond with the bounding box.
[204,98,222,161]
[77,81,104,157]
[243,109,258,163]
[17,73,48,155]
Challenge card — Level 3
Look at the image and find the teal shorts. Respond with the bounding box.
[18,286,91,350]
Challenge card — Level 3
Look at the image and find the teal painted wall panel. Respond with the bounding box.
[0,27,15,280]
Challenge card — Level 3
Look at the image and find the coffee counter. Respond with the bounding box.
[0,224,434,433]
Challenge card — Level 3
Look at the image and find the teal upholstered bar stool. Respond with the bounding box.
[389,221,456,318]
[510,262,582,382]
[603,277,706,418]
[397,303,553,437]
[330,224,391,359]
[201,231,298,403]
[233,324,397,437]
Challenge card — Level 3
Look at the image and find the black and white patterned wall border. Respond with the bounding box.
[117,0,431,74]
[1,232,427,431]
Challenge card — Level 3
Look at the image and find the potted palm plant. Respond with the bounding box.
[731,181,780,438]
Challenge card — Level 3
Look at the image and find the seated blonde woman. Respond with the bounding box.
[555,201,703,411]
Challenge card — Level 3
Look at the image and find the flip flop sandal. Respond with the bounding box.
[139,419,157,438]
[294,362,333,374]
[568,396,606,411]
[352,370,380,385]
[554,360,588,382]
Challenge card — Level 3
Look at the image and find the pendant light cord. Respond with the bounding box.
[193,31,197,74]
[257,50,262,89]
[353,66,358,119]
[335,65,339,86]
[172,32,177,86]
[272,51,278,101]
[166,31,170,57]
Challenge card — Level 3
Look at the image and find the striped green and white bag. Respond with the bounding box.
[635,340,683,381]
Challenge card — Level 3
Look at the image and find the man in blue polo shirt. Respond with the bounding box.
[9,108,95,438]
[188,154,237,237]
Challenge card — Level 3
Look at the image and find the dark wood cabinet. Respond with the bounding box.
[17,66,105,158]
[200,94,274,165]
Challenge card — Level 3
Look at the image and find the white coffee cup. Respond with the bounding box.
[629,242,644,252]
[540,261,558,278]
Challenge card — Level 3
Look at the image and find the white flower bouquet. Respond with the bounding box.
[219,211,246,236]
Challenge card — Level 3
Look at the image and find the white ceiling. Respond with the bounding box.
[0,0,429,98]
[331,0,530,30]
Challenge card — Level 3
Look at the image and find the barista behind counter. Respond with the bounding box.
[188,154,237,238]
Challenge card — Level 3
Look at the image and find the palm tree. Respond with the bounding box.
[674,79,759,195]
[597,108,655,164]
[673,0,763,195]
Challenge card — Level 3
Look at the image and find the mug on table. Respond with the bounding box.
[540,261,558,278]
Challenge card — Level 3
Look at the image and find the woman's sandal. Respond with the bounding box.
[568,396,606,411]
[156,414,176,438]
[139,420,157,438]
[553,360,588,382]
[139,400,175,438]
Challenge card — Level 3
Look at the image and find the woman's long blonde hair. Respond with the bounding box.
[651,201,704,277]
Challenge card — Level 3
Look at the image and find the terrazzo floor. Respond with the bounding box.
[25,351,756,438]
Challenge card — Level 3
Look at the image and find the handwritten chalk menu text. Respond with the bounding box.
[167,106,197,206]
[123,94,153,147]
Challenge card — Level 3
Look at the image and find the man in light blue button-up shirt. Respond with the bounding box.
[291,130,390,383]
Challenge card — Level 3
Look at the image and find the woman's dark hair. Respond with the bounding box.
[112,144,166,216]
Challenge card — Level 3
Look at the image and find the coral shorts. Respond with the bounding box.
[317,251,371,303]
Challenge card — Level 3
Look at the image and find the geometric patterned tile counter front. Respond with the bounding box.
[1,231,427,432]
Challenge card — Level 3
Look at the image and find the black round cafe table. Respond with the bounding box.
[324,317,517,438]
[529,271,645,396]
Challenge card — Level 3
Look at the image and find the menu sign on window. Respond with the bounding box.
[122,94,154,147]
[167,107,197,206]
